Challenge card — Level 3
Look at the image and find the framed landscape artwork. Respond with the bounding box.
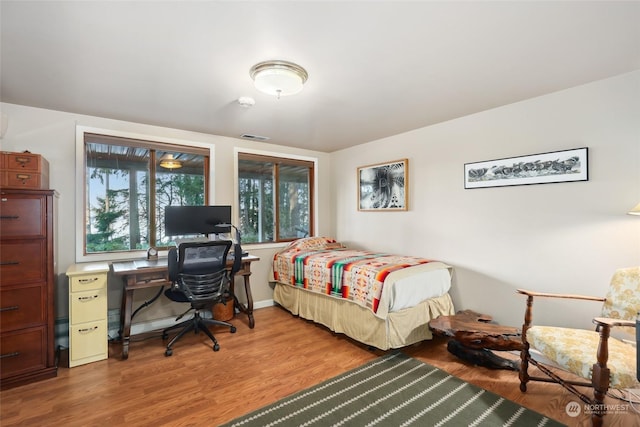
[464,147,588,189]
[358,159,408,211]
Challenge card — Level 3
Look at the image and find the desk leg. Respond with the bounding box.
[243,273,255,329]
[231,265,255,329]
[120,287,134,360]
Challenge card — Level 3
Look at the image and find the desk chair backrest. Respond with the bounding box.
[168,240,232,304]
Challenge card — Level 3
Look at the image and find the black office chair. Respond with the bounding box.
[162,240,240,356]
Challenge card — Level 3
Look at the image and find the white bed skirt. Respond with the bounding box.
[273,282,455,350]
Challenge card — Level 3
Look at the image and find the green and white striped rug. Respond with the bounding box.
[221,352,565,427]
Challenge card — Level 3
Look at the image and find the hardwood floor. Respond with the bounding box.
[1,306,637,426]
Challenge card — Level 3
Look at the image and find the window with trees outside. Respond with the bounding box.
[238,153,314,244]
[84,133,209,254]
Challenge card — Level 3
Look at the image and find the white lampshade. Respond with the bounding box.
[628,202,640,216]
[250,60,308,98]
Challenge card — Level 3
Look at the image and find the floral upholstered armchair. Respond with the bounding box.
[517,266,640,427]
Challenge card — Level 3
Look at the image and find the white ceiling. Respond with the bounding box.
[1,1,639,152]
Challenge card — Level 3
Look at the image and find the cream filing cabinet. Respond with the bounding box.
[65,263,109,367]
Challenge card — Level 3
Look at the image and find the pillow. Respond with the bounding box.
[286,236,344,251]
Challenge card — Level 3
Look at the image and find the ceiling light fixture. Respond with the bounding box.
[159,153,182,169]
[249,60,308,99]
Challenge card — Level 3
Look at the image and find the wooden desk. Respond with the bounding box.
[111,255,259,359]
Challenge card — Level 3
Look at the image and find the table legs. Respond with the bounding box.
[119,288,134,360]
[116,258,257,360]
[231,268,255,329]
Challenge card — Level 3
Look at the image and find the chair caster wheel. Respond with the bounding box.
[213,343,220,351]
[165,349,173,357]
[230,326,237,333]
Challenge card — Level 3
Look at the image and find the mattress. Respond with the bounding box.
[272,237,452,318]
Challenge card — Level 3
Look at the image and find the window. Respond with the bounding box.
[84,133,209,255]
[238,153,314,243]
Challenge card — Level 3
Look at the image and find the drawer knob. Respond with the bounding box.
[15,156,31,166]
[78,326,99,334]
[0,261,19,266]
[0,305,19,312]
[0,215,19,220]
[78,277,98,284]
[78,295,99,302]
[15,174,32,184]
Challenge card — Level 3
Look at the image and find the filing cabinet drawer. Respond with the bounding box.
[0,327,47,379]
[0,240,46,286]
[70,288,107,324]
[3,171,47,189]
[70,273,107,293]
[0,195,46,237]
[0,285,45,331]
[69,320,108,364]
[4,152,46,172]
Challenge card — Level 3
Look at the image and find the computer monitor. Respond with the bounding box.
[164,205,232,236]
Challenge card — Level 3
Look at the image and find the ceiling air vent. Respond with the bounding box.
[241,134,270,141]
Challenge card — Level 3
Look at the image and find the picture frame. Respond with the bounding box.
[358,159,408,211]
[464,147,588,189]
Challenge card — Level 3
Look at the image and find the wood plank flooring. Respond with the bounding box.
[1,306,638,426]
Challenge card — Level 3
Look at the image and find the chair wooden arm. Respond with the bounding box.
[593,317,635,328]
[518,289,607,333]
[517,289,605,302]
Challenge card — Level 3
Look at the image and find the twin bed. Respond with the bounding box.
[271,237,455,350]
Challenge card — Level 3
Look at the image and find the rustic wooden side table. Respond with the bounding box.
[429,309,524,370]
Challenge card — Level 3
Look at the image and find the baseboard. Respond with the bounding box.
[254,298,274,310]
[127,299,275,335]
[54,298,277,342]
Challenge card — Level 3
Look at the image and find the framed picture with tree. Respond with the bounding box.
[357,159,408,211]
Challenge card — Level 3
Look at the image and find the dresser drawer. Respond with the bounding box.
[70,273,107,292]
[70,320,108,363]
[0,327,47,379]
[0,285,45,331]
[0,195,46,237]
[4,152,46,172]
[2,171,47,190]
[0,240,46,286]
[70,288,107,324]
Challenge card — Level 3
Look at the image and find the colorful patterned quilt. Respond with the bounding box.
[272,237,433,313]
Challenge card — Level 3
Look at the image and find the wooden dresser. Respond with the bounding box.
[0,188,57,389]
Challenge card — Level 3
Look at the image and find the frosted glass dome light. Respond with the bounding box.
[250,60,308,99]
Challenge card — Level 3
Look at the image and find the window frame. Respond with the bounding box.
[75,126,215,263]
[235,148,318,246]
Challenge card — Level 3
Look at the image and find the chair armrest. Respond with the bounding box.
[517,289,605,302]
[593,317,635,328]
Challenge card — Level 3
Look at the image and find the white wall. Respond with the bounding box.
[331,71,640,330]
[0,103,332,329]
[2,71,638,338]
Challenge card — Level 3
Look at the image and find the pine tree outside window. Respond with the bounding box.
[84,133,209,255]
[238,153,314,244]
